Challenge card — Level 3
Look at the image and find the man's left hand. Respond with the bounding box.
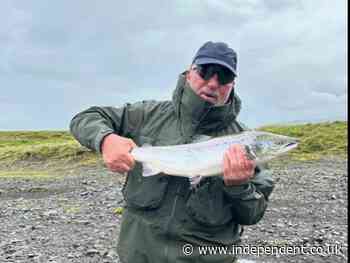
[223,144,256,186]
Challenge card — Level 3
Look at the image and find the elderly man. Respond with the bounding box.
[70,41,274,263]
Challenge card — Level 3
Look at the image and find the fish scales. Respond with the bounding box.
[130,131,298,178]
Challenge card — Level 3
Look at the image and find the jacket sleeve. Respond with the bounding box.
[69,102,145,153]
[222,166,275,225]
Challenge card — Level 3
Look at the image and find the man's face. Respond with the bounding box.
[186,64,235,106]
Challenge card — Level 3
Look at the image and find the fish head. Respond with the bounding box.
[250,131,299,161]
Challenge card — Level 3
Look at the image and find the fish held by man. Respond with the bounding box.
[130,131,299,179]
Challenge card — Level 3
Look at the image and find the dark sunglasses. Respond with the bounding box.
[193,63,236,85]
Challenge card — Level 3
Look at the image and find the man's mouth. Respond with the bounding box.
[199,91,219,104]
[202,92,218,99]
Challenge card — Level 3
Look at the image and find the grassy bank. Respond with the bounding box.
[0,131,99,167]
[259,121,347,161]
[0,121,347,169]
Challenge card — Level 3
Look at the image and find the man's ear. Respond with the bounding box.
[186,64,194,81]
[185,70,190,82]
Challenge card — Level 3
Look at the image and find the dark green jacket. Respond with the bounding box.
[70,73,274,263]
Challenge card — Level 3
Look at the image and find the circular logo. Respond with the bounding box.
[183,244,194,256]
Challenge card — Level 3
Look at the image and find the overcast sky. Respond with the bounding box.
[0,0,347,130]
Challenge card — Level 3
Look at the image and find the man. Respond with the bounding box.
[70,41,274,262]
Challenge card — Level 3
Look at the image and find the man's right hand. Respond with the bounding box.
[101,134,137,173]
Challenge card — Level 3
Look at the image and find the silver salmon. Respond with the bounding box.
[130,131,298,178]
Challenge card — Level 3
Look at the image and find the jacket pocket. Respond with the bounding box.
[122,135,169,210]
[123,163,168,210]
[186,178,232,227]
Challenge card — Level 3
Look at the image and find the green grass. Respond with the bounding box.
[0,121,347,171]
[113,207,124,215]
[258,121,347,161]
[0,170,53,179]
[0,131,98,164]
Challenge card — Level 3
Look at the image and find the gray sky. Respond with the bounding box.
[0,0,347,130]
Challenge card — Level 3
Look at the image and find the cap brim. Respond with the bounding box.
[194,57,237,76]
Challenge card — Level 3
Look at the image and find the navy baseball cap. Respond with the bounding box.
[192,41,237,76]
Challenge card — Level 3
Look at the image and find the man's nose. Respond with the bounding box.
[207,74,220,89]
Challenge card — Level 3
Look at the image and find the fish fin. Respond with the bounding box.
[189,175,203,187]
[191,134,212,143]
[141,163,161,177]
[244,145,257,160]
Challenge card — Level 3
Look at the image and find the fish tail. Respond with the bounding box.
[141,162,161,177]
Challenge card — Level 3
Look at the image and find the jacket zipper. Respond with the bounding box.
[164,117,209,262]
[164,184,182,262]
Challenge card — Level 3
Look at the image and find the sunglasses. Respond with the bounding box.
[193,64,236,85]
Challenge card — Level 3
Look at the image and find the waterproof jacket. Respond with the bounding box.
[70,73,275,263]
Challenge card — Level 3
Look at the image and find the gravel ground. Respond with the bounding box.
[0,157,347,263]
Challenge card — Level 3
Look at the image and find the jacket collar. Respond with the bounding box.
[172,72,241,136]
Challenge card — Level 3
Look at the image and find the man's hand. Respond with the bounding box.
[223,144,255,186]
[101,134,137,173]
